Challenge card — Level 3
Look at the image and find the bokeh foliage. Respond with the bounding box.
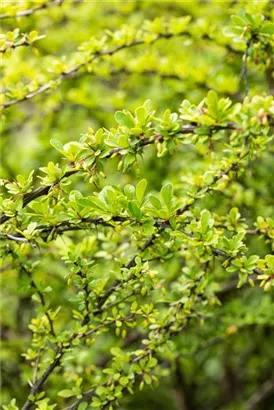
[1,1,274,410]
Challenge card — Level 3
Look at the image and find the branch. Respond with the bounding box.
[21,313,137,410]
[2,211,271,247]
[0,0,65,20]
[0,30,243,109]
[0,36,31,54]
[1,233,29,242]
[0,32,185,109]
[21,266,56,337]
[1,151,254,344]
[0,174,73,225]
[0,122,240,225]
[240,40,251,95]
[68,66,211,92]
[246,378,274,410]
[181,230,264,276]
[94,155,247,312]
[19,219,265,410]
[61,295,208,410]
[173,359,192,410]
[19,217,206,410]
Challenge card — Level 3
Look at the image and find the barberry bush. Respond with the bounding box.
[1,1,274,410]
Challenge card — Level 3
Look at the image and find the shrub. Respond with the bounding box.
[1,2,274,410]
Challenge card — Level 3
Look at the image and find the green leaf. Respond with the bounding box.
[246,255,259,269]
[234,231,246,246]
[265,255,274,269]
[78,197,107,212]
[136,179,147,203]
[149,195,162,210]
[96,386,107,396]
[135,106,147,124]
[260,21,274,35]
[58,389,74,398]
[78,403,88,410]
[117,135,129,148]
[124,184,135,200]
[200,209,214,234]
[110,347,123,357]
[128,201,142,219]
[50,139,64,153]
[115,111,135,128]
[124,153,136,167]
[161,183,173,211]
[144,374,152,384]
[231,15,245,27]
[206,90,219,119]
[119,376,129,386]
[91,399,102,408]
[147,357,158,368]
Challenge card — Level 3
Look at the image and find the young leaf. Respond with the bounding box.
[136,179,147,203]
[58,390,74,398]
[161,183,173,211]
[206,90,219,119]
[200,209,214,234]
[128,201,142,219]
[149,195,162,210]
[115,111,135,128]
[50,139,64,154]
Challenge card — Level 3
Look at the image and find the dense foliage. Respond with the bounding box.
[1,1,274,410]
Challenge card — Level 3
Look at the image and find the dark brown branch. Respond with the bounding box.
[180,229,264,277]
[20,314,135,410]
[1,213,270,246]
[173,359,193,410]
[62,297,217,410]
[0,122,240,226]
[94,156,247,312]
[21,353,63,410]
[19,245,260,410]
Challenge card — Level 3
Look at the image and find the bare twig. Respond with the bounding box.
[246,377,274,410]
[32,348,41,384]
[240,40,251,95]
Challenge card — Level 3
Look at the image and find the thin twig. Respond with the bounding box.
[246,377,274,410]
[20,314,136,410]
[0,0,65,20]
[0,122,241,226]
[0,31,242,109]
[240,40,251,95]
[0,37,31,54]
[94,155,248,312]
[21,266,56,337]
[32,348,41,384]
